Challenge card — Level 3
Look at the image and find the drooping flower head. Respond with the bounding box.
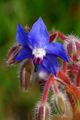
[15,17,69,76]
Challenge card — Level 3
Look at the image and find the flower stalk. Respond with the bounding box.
[42,74,53,103]
[42,73,59,104]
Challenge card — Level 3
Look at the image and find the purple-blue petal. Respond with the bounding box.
[38,55,59,76]
[46,55,59,76]
[38,62,50,74]
[15,47,33,62]
[46,42,69,62]
[16,24,30,47]
[28,17,50,48]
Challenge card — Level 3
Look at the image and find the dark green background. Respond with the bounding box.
[0,0,80,119]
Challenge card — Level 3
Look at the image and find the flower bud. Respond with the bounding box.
[7,44,21,64]
[64,35,80,62]
[50,92,66,115]
[20,59,34,91]
[49,32,58,42]
[35,102,51,120]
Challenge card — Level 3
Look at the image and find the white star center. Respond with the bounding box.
[32,48,46,58]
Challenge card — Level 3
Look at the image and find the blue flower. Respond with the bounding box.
[15,17,69,76]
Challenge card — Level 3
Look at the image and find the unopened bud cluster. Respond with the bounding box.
[35,102,51,120]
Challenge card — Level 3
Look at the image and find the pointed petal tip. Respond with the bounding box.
[52,71,57,76]
[17,23,23,31]
[51,68,57,76]
[37,16,43,22]
[57,42,69,63]
[35,17,46,28]
[63,54,69,62]
[66,57,69,62]
[28,17,49,47]
[17,23,21,27]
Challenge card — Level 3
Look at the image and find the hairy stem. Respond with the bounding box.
[62,62,67,72]
[68,94,79,120]
[51,80,58,94]
[42,73,54,103]
[76,70,80,86]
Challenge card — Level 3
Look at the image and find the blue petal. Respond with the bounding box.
[16,24,30,47]
[46,55,59,76]
[46,42,69,62]
[38,55,59,76]
[38,57,51,74]
[38,63,50,74]
[15,47,33,62]
[28,17,50,48]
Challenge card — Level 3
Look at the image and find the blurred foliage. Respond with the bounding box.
[0,0,80,119]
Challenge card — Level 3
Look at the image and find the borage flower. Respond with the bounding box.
[16,17,69,76]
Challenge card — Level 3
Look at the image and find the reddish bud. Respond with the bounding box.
[67,63,80,85]
[35,102,51,120]
[7,44,21,64]
[64,35,80,62]
[20,59,34,91]
[49,32,58,42]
